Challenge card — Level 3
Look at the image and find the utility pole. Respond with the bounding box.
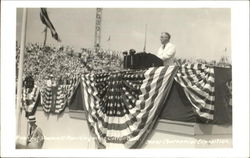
[94,8,102,53]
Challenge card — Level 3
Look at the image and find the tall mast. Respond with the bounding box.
[16,8,28,137]
[94,8,103,52]
[143,24,147,52]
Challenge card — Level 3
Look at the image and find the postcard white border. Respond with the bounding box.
[1,1,249,157]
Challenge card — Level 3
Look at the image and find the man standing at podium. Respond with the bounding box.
[156,32,176,66]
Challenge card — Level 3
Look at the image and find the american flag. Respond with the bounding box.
[40,8,61,42]
[174,63,215,122]
[81,66,178,149]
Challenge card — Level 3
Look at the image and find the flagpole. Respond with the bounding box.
[143,24,147,52]
[16,8,28,139]
[108,37,111,52]
[43,26,48,47]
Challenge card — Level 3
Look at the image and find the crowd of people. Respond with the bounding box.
[16,42,123,88]
[173,56,232,68]
[16,42,231,88]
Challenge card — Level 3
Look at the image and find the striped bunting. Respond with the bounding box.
[22,85,40,122]
[81,66,178,149]
[40,75,80,114]
[66,74,81,104]
[174,63,215,122]
[54,85,68,113]
[28,115,36,123]
[40,86,53,113]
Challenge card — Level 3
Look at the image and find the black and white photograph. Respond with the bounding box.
[1,1,249,157]
[15,7,233,149]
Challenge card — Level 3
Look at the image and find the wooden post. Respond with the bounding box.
[16,8,28,139]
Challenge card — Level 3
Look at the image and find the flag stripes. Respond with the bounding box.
[22,85,40,122]
[22,85,39,108]
[28,115,36,122]
[54,85,68,113]
[40,75,80,114]
[174,63,215,122]
[40,87,52,112]
[40,8,61,42]
[81,66,178,148]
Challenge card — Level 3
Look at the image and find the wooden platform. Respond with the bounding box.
[31,107,232,148]
[155,119,232,135]
[67,109,232,136]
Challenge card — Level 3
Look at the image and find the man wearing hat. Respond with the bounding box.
[155,32,176,66]
[26,116,44,149]
[16,115,44,149]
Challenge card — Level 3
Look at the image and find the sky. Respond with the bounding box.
[16,8,231,61]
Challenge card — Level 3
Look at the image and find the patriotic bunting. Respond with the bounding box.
[81,66,178,148]
[174,63,215,122]
[40,75,80,114]
[21,63,231,148]
[40,86,52,113]
[22,85,40,122]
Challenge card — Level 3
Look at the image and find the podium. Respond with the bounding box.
[124,52,163,69]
